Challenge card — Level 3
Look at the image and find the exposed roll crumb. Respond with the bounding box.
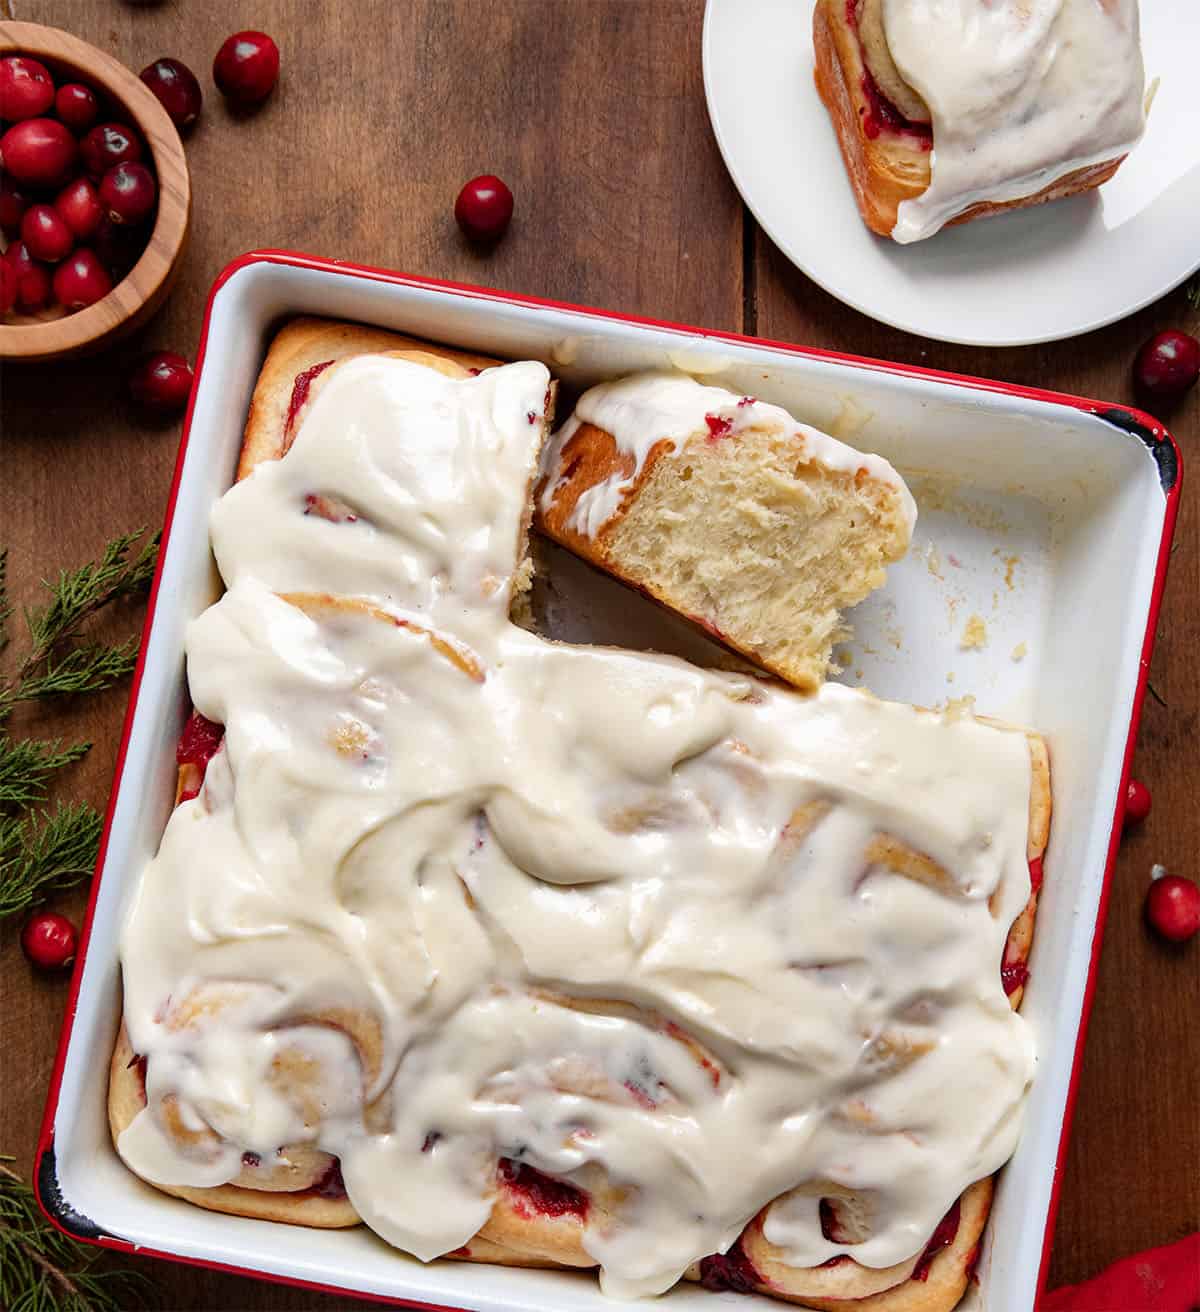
[1011,642,1028,662]
[960,614,988,650]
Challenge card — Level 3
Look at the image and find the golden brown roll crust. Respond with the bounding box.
[238,316,502,480]
[813,0,1126,239]
[109,1025,361,1228]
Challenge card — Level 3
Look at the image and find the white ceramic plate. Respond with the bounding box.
[703,0,1200,347]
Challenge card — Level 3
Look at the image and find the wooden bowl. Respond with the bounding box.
[0,21,191,362]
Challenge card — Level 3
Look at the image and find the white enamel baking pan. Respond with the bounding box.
[37,251,1181,1312]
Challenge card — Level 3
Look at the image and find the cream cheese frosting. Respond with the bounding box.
[118,354,1035,1299]
[884,0,1146,243]
[537,371,917,540]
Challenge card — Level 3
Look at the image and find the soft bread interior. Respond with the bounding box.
[598,428,911,692]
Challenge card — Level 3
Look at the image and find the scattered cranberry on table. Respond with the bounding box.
[1123,777,1152,828]
[213,30,280,106]
[55,81,100,133]
[0,54,56,121]
[1133,330,1200,406]
[100,161,157,226]
[20,910,79,971]
[55,176,105,239]
[129,350,194,415]
[52,248,112,310]
[1144,874,1200,944]
[140,57,203,131]
[454,174,514,244]
[79,121,143,176]
[0,117,78,187]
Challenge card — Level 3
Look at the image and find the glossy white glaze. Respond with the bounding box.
[118,354,1034,1299]
[885,0,1145,243]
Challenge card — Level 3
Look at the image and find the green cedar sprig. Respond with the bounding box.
[0,530,156,921]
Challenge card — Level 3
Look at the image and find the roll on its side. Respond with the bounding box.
[535,371,916,693]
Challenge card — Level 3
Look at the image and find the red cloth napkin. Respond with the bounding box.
[1042,1234,1200,1312]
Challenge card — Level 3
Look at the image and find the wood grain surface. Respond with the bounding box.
[1,2,1195,1308]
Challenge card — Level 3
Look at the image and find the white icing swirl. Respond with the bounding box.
[118,355,1035,1299]
[883,0,1145,243]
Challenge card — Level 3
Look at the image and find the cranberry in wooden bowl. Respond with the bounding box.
[0,20,190,362]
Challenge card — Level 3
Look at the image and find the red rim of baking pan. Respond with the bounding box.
[31,248,1184,1312]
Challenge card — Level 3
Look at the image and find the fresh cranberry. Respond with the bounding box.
[454,174,514,243]
[0,256,15,316]
[100,162,156,226]
[140,57,203,130]
[213,31,280,106]
[20,911,79,971]
[20,203,74,263]
[497,1158,588,1219]
[313,1158,347,1199]
[0,118,78,187]
[5,241,52,311]
[53,248,112,309]
[130,350,194,414]
[1133,331,1200,406]
[0,56,56,122]
[79,121,143,177]
[91,214,141,280]
[53,177,103,240]
[55,82,100,133]
[0,176,29,236]
[1124,778,1152,828]
[1145,874,1200,943]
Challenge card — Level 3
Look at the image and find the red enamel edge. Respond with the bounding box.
[33,249,1183,1312]
[1030,427,1182,1304]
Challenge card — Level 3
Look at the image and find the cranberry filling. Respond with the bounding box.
[176,710,225,802]
[1001,960,1030,995]
[698,1241,762,1293]
[705,413,734,441]
[303,492,358,523]
[912,1199,961,1281]
[819,1197,846,1242]
[498,1158,588,1220]
[283,359,335,448]
[842,0,933,148]
[1028,856,1044,894]
[312,1158,347,1199]
[623,1079,657,1109]
[859,74,933,146]
[126,1052,148,1092]
[177,709,224,768]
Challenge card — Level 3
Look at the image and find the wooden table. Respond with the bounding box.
[2,3,1196,1307]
